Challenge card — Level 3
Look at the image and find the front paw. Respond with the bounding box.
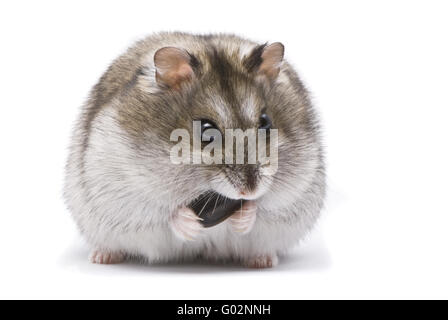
[229,200,257,235]
[170,207,204,241]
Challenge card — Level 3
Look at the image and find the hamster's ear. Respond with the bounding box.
[245,42,284,80]
[154,47,196,89]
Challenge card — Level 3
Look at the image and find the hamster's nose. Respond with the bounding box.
[238,189,259,200]
[225,164,261,199]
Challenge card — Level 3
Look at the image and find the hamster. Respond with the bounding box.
[64,32,325,268]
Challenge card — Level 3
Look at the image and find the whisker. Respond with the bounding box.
[211,193,220,216]
[198,193,214,217]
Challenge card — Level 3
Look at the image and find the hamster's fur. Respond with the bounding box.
[64,32,325,268]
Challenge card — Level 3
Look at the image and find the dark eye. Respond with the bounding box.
[201,119,219,142]
[259,113,272,130]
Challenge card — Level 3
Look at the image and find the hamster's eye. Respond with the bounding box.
[259,113,272,130]
[200,119,218,142]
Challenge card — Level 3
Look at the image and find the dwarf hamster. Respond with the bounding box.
[64,32,325,268]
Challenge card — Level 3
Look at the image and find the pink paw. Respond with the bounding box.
[170,207,204,241]
[89,250,125,264]
[244,254,279,269]
[229,200,257,235]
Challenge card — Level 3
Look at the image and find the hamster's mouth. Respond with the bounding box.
[188,191,246,228]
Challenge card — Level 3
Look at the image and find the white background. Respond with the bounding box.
[0,0,447,299]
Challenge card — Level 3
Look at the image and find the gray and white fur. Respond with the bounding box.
[64,32,325,268]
